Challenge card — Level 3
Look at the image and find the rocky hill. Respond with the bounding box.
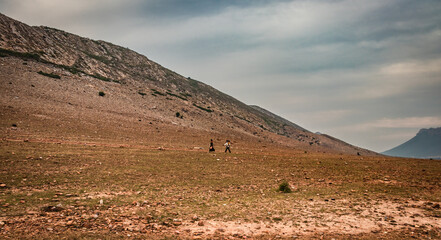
[0,13,375,155]
[383,127,441,159]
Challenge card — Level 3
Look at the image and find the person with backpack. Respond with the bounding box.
[224,140,231,153]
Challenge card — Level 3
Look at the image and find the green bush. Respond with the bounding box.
[99,91,105,97]
[278,181,292,193]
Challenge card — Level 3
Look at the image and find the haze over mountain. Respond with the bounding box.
[383,127,441,159]
[0,13,375,155]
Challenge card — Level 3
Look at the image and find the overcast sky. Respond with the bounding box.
[1,0,441,152]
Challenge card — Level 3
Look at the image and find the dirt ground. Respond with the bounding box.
[1,137,440,239]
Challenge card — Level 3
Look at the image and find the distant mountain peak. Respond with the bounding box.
[383,127,441,159]
[417,127,441,136]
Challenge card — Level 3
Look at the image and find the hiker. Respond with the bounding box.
[224,140,231,153]
[209,139,215,152]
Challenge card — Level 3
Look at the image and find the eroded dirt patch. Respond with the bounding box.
[178,200,441,238]
[1,199,440,239]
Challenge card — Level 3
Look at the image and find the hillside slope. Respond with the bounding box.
[383,127,441,159]
[0,13,375,155]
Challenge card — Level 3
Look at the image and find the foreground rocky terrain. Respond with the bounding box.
[0,140,440,239]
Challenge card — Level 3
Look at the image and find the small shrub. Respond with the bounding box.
[98,91,105,97]
[138,91,146,96]
[151,89,166,96]
[57,64,83,74]
[278,181,292,193]
[180,92,192,98]
[90,73,111,82]
[193,104,214,113]
[166,91,187,101]
[37,71,61,79]
[175,112,183,118]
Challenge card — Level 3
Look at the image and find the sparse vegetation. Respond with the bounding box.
[42,26,66,33]
[0,48,42,61]
[262,116,281,130]
[151,89,166,96]
[278,181,292,193]
[138,91,146,96]
[0,48,88,78]
[0,48,124,85]
[57,64,83,74]
[37,71,61,79]
[84,52,112,65]
[187,77,200,90]
[90,73,113,83]
[98,91,105,97]
[180,92,192,98]
[234,115,252,123]
[163,68,177,78]
[1,140,440,239]
[175,112,183,119]
[166,91,188,101]
[193,103,214,112]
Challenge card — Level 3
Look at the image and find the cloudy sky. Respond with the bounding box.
[1,0,441,152]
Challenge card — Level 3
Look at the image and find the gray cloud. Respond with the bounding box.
[1,0,440,151]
